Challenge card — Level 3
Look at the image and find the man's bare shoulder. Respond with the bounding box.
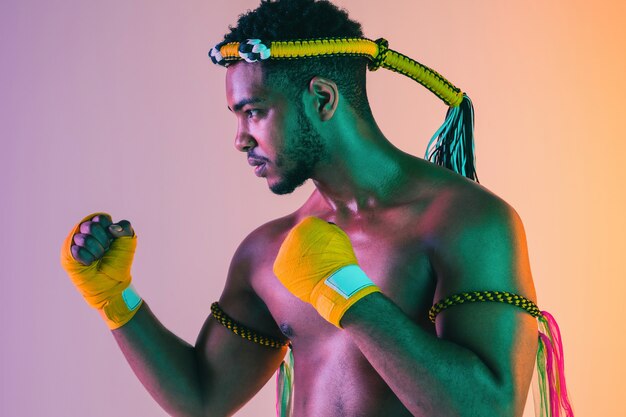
[233,214,300,262]
[233,191,325,262]
[226,209,315,295]
[416,163,521,238]
[449,181,522,246]
[419,168,535,302]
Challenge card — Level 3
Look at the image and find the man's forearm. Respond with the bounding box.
[111,302,206,417]
[341,293,511,417]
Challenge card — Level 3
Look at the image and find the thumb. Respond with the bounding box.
[108,220,135,238]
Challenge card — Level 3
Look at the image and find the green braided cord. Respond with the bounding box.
[429,290,541,323]
[210,302,289,349]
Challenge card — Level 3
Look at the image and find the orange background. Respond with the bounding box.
[1,0,625,416]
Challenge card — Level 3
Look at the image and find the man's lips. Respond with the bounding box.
[247,157,266,167]
[248,157,268,177]
[254,163,267,177]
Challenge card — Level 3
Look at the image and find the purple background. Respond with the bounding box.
[2,1,625,416]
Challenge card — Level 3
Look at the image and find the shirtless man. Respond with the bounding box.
[60,1,538,416]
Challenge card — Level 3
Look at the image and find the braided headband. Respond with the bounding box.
[209,37,479,182]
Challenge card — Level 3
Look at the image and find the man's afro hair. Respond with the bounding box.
[221,0,372,118]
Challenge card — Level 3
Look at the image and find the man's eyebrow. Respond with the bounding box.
[228,97,266,112]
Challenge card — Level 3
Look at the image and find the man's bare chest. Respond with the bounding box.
[251,220,437,341]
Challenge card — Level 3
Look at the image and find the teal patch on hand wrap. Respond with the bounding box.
[121,285,142,311]
[324,265,375,299]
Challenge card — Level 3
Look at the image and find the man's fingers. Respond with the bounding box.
[65,213,131,266]
[71,244,96,266]
[79,221,112,250]
[92,214,113,238]
[73,233,106,259]
[92,213,112,226]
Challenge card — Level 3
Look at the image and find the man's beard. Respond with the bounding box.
[269,111,326,195]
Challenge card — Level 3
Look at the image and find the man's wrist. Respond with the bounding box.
[338,291,385,328]
[310,265,381,328]
[100,285,143,329]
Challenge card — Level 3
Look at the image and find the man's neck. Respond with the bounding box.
[311,118,420,216]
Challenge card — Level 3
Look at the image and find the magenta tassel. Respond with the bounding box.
[538,311,574,417]
[541,311,574,416]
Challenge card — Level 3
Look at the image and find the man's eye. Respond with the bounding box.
[246,109,261,118]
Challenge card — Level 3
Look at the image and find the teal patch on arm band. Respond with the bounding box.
[324,265,375,299]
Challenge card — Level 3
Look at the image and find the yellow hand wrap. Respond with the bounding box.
[273,217,380,328]
[60,212,143,329]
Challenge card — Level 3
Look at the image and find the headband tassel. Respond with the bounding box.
[424,94,478,182]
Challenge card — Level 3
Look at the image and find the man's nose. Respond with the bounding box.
[234,126,256,152]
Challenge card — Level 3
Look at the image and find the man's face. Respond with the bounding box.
[225,63,326,195]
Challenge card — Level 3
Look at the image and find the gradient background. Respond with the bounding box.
[2,0,625,416]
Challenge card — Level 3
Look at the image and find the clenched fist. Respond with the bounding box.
[60,212,142,329]
[273,217,380,328]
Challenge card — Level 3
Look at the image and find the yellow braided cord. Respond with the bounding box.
[429,290,541,323]
[216,38,463,107]
[210,302,289,349]
[217,38,376,61]
[381,50,463,107]
[271,38,378,59]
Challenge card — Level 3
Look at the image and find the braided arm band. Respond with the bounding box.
[429,291,574,416]
[428,290,541,323]
[210,302,289,349]
[211,37,463,107]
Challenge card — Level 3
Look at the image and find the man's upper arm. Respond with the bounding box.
[430,193,538,410]
[194,227,288,416]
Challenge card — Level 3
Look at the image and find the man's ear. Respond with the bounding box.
[307,76,339,121]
